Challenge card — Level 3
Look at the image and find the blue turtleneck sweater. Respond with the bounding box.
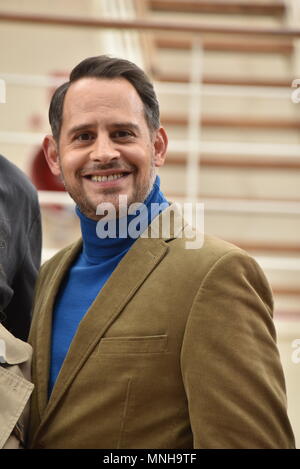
[49,176,169,395]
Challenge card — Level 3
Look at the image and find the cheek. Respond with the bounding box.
[60,154,82,177]
[133,147,154,170]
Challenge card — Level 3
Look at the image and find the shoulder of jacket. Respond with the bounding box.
[164,232,257,281]
[168,232,246,260]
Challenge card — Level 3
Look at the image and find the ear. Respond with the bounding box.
[153,127,168,167]
[43,135,61,176]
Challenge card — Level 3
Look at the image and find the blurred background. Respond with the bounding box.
[0,0,299,446]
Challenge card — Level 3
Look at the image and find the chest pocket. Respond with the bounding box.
[97,334,168,355]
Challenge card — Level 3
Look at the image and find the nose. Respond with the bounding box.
[89,135,120,163]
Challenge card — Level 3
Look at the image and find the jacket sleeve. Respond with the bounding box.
[180,249,295,449]
[4,211,42,341]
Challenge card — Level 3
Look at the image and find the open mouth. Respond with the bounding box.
[84,172,131,182]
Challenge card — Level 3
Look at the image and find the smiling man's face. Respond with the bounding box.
[43,77,168,220]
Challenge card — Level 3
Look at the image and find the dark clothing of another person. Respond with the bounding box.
[0,154,41,340]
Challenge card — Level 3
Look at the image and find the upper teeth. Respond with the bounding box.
[91,173,124,182]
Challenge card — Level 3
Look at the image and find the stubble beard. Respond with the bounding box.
[58,156,156,221]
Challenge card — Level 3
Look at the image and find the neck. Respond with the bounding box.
[76,175,169,263]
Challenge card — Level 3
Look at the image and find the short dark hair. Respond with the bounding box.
[49,55,160,141]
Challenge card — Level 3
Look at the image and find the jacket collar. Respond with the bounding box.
[0,324,32,365]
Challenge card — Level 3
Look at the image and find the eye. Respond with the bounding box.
[76,133,94,141]
[113,130,134,139]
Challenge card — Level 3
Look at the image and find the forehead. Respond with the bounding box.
[62,77,145,124]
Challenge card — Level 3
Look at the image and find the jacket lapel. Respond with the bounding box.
[33,240,83,419]
[37,236,168,431]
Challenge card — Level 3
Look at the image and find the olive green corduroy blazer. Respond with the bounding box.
[27,204,295,449]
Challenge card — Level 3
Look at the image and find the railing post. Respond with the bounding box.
[186,38,203,203]
[285,0,300,82]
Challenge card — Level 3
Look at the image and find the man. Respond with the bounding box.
[0,154,41,448]
[28,55,295,449]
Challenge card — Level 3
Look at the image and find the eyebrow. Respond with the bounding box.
[67,123,95,138]
[67,121,140,138]
[112,122,140,133]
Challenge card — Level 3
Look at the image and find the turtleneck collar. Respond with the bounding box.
[75,175,169,264]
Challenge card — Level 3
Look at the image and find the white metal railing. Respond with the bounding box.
[37,191,300,216]
[0,130,45,145]
[284,0,300,84]
[2,129,300,159]
[168,140,300,158]
[38,190,74,206]
[0,72,293,99]
[186,39,203,202]
[256,256,300,271]
[155,82,292,99]
[0,72,66,88]
[96,0,145,69]
[172,196,300,216]
[274,319,300,334]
